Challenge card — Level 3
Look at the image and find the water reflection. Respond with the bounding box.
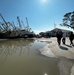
[0,39,34,65]
[44,73,48,75]
[0,39,60,75]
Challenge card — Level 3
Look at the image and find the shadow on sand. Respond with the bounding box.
[64,44,72,48]
[59,46,68,50]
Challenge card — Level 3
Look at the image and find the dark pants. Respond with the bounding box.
[57,38,61,45]
[62,38,65,44]
[70,39,73,45]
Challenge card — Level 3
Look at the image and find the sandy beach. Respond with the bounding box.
[38,37,74,75]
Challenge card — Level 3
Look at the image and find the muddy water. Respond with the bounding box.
[0,39,60,75]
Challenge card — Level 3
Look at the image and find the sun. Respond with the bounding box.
[41,0,48,3]
[40,0,48,4]
[36,0,50,6]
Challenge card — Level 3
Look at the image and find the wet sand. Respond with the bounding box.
[38,37,74,75]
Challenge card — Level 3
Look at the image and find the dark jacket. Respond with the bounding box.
[56,31,63,39]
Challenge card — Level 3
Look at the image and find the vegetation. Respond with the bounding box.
[60,11,74,30]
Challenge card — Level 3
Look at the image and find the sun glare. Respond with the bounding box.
[41,0,47,3]
[40,0,48,4]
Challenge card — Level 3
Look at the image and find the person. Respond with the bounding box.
[69,31,74,46]
[62,32,66,45]
[56,29,63,46]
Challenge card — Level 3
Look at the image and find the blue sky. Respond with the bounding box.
[0,0,74,34]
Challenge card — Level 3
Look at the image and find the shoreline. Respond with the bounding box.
[0,37,74,75]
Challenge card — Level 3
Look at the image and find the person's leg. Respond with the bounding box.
[62,38,65,44]
[59,38,61,46]
[71,40,73,45]
[70,39,73,46]
[57,38,60,46]
[62,38,64,44]
[63,38,65,44]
